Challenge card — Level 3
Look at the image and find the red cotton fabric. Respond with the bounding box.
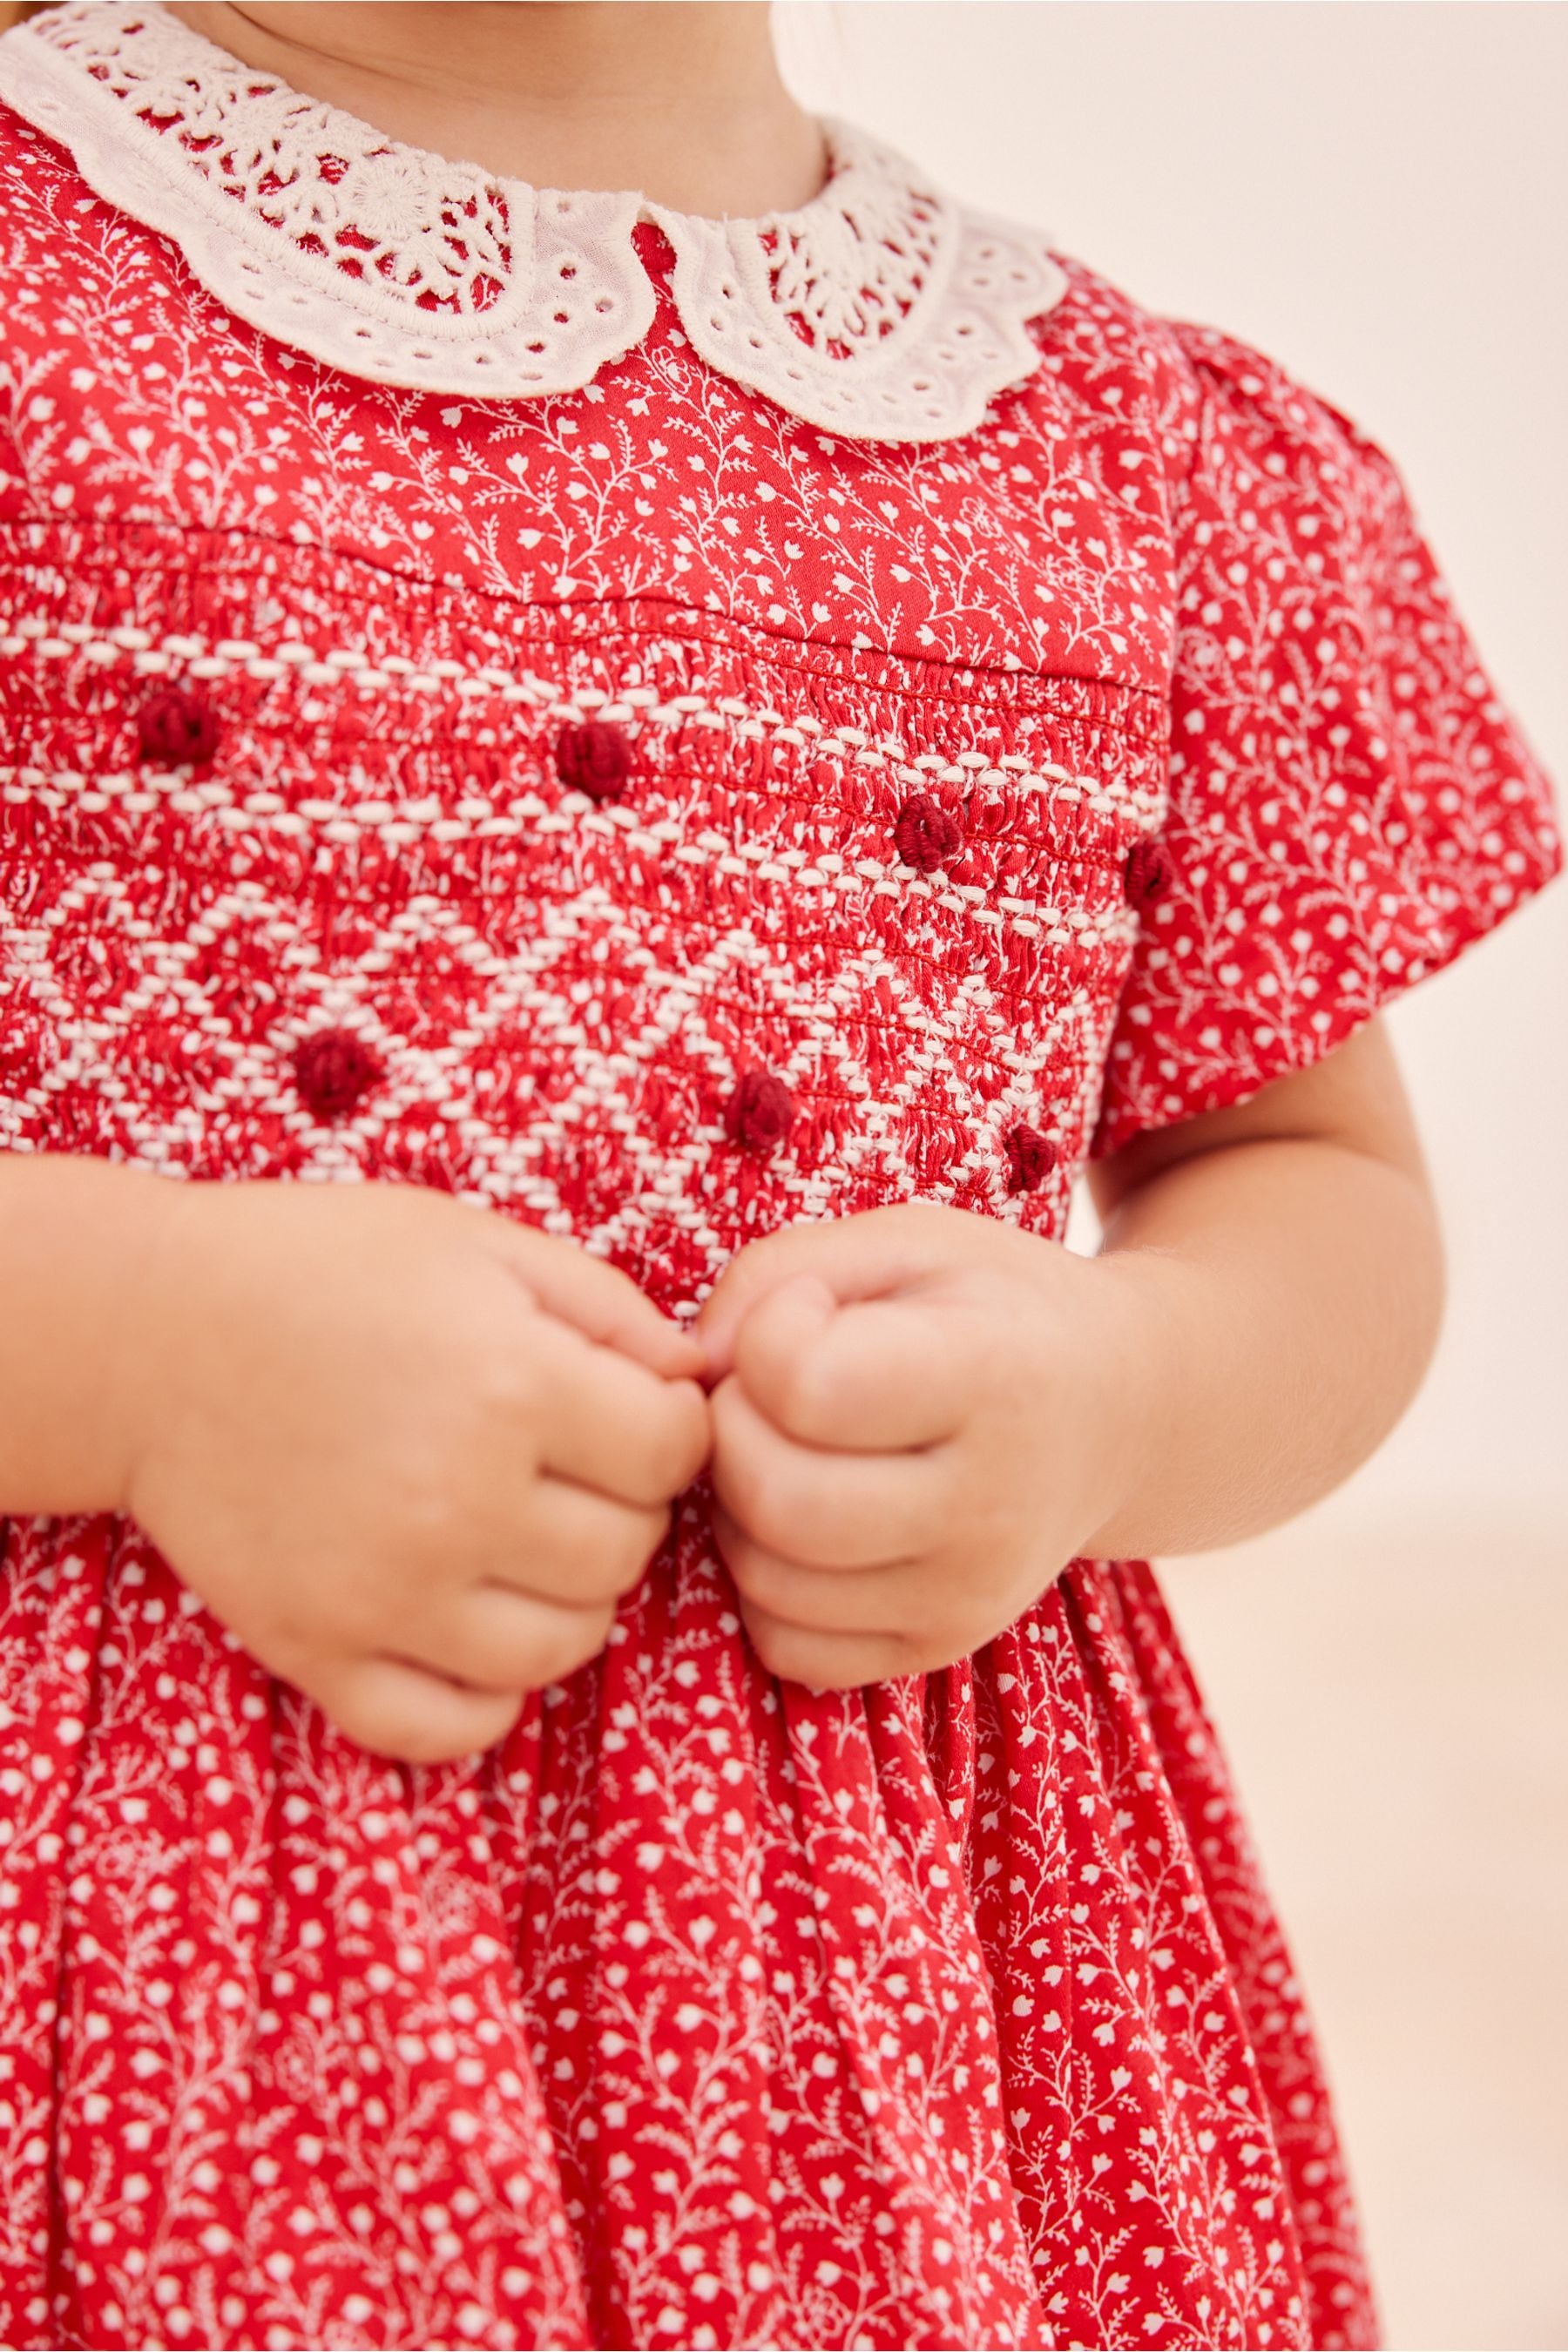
[0,51,1563,2352]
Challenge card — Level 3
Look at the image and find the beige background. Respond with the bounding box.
[776,8,1568,2346]
[3,2,1563,2343]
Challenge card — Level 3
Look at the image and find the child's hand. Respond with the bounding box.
[118,1179,709,1765]
[693,1203,1159,1687]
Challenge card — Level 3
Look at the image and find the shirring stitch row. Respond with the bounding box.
[0,766,1139,952]
[0,618,1168,830]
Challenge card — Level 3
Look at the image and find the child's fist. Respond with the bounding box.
[120,1179,710,1763]
[694,1203,1156,1687]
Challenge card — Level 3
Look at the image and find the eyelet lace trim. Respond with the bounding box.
[0,1,1070,441]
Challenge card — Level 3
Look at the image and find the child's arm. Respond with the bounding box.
[1078,1010,1444,1558]
[0,1152,708,1760]
[693,1015,1443,1688]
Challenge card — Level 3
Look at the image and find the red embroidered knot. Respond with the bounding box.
[137,686,220,769]
[1005,1125,1060,1194]
[724,1070,795,1154]
[1125,836,1175,907]
[556,719,631,803]
[293,1030,384,1123]
[893,792,964,875]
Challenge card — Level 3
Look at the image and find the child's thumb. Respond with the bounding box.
[697,1268,838,1386]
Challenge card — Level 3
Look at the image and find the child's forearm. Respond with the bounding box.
[1081,1135,1446,1558]
[0,1151,174,1515]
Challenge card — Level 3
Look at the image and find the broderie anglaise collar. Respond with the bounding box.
[0,1,1071,443]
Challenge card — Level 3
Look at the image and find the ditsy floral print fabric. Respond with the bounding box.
[0,53,1562,2352]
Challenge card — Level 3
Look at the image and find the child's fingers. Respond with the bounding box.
[736,1599,914,1693]
[479,1476,672,1607]
[732,1274,973,1451]
[399,1585,617,1697]
[314,1654,526,1767]
[536,1325,711,1504]
[480,1212,706,1382]
[709,1373,945,1568]
[713,1500,923,1635]
[694,1202,952,1378]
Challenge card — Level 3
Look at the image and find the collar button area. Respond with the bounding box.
[137,686,220,768]
[893,792,965,874]
[1125,836,1174,908]
[556,720,631,803]
[1005,1124,1061,1193]
[725,1070,795,1154]
[293,1030,384,1124]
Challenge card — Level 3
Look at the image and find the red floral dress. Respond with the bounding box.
[0,9,1560,2349]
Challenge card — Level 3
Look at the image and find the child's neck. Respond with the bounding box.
[159,2,828,219]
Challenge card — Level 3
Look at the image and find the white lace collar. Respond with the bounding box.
[0,1,1070,443]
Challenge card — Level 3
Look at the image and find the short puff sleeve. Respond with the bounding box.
[1088,322,1563,1161]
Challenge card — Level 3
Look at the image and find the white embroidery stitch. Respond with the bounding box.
[0,615,1166,828]
[0,1,1070,438]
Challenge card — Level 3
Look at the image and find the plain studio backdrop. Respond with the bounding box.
[0,3,1562,2347]
[775,8,1568,2348]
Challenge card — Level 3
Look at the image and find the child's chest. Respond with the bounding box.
[2,243,1184,1301]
